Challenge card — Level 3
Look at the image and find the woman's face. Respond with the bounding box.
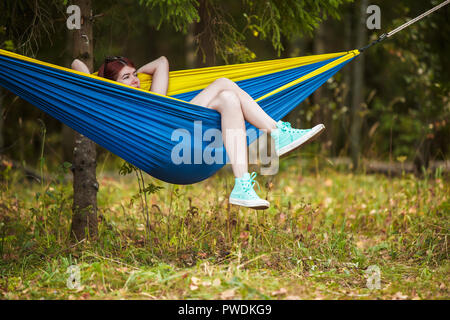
[116,65,140,88]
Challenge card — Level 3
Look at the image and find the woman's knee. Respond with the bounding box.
[214,77,236,90]
[211,90,241,113]
[219,90,240,107]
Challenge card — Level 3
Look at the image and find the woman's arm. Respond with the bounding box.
[137,56,169,95]
[71,59,90,74]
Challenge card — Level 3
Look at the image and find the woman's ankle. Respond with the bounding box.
[234,172,249,180]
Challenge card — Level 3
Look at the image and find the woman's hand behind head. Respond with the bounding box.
[71,59,90,74]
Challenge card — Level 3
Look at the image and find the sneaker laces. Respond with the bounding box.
[242,172,261,194]
[279,121,308,134]
[279,121,296,133]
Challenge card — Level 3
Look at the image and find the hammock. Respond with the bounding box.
[0,48,359,184]
[1,2,447,184]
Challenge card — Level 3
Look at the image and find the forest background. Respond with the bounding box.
[0,0,448,300]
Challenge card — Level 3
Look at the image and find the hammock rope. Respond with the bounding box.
[359,0,449,52]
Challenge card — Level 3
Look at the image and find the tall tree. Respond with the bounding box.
[350,0,368,169]
[194,0,216,67]
[312,24,327,145]
[69,0,98,241]
[62,29,76,162]
[0,88,3,152]
[343,4,353,144]
[185,23,196,68]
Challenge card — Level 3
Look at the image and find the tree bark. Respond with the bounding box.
[413,132,431,175]
[0,88,3,152]
[185,23,196,69]
[312,24,328,147]
[69,0,98,241]
[341,5,353,157]
[284,35,306,126]
[62,27,76,162]
[350,0,368,170]
[195,0,215,67]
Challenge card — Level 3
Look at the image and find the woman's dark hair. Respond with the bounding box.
[98,56,135,81]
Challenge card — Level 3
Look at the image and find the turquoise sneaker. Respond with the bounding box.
[229,172,270,210]
[271,120,325,157]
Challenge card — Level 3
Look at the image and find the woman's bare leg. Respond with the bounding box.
[205,90,248,178]
[190,78,277,133]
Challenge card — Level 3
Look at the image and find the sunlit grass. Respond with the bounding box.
[0,156,448,299]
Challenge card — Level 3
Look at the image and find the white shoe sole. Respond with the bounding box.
[276,124,325,157]
[229,198,270,210]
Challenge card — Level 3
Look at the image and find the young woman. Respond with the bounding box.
[71,56,325,210]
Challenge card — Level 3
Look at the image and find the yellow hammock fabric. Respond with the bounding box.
[139,50,359,100]
[1,48,358,99]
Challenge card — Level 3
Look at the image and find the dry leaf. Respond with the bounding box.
[212,278,221,287]
[271,288,288,296]
[392,291,408,300]
[356,241,365,250]
[220,289,235,300]
[189,284,198,291]
[190,276,201,286]
[141,292,157,299]
[239,231,249,240]
[81,292,90,300]
[75,285,85,292]
[202,281,212,287]
[284,186,293,194]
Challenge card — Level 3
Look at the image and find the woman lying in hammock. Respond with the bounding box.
[72,56,325,210]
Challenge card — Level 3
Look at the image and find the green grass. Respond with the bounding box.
[0,156,449,300]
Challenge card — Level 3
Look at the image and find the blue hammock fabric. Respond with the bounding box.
[0,50,357,184]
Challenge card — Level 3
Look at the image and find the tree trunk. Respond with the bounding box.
[413,131,431,175]
[350,0,367,170]
[341,5,353,157]
[70,0,98,241]
[284,35,306,126]
[195,0,215,67]
[0,88,3,152]
[312,24,328,147]
[185,23,196,69]
[62,27,76,162]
